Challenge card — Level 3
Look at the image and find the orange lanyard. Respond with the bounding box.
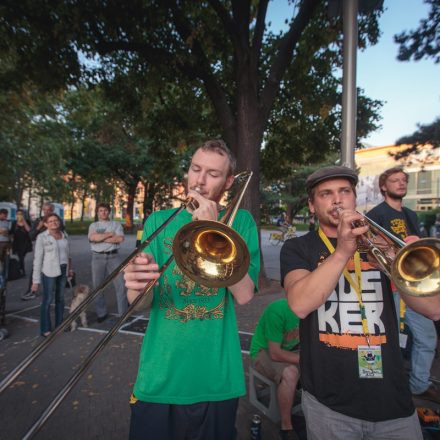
[318,228,371,346]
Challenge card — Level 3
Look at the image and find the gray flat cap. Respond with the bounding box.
[306,166,358,191]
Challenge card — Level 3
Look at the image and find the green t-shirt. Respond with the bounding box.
[134,208,260,404]
[249,299,300,359]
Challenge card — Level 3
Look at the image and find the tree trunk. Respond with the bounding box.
[232,84,269,284]
[125,181,138,232]
[80,189,87,222]
[27,185,32,212]
[70,199,75,222]
[143,181,156,217]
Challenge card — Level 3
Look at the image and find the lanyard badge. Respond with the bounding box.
[318,228,383,379]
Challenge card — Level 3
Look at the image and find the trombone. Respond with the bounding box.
[0,171,253,439]
[357,214,440,298]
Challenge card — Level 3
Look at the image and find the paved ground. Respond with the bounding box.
[1,230,439,439]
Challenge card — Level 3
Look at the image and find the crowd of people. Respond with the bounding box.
[1,202,128,337]
[1,139,440,440]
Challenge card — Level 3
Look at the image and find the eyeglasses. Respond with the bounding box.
[47,220,60,224]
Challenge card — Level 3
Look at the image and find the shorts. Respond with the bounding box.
[129,395,239,440]
[253,349,298,384]
[302,390,422,440]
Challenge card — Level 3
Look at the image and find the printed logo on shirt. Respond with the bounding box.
[317,255,387,350]
[389,218,408,239]
[159,274,225,322]
[156,244,225,322]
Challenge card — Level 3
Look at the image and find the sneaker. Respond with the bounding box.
[21,291,36,301]
[413,384,440,404]
[279,429,297,440]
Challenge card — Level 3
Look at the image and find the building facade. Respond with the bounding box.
[355,144,440,213]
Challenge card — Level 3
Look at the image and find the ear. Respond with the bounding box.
[225,174,234,191]
[308,199,314,214]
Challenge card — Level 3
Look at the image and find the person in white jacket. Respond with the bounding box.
[31,213,73,337]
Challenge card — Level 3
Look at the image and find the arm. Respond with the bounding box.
[285,252,350,319]
[124,253,160,304]
[285,211,369,318]
[32,235,44,286]
[103,234,124,244]
[228,274,254,305]
[89,231,114,243]
[21,219,31,232]
[268,341,300,365]
[228,210,260,305]
[400,293,440,321]
[102,222,125,244]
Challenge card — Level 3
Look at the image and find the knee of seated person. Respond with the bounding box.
[282,365,300,386]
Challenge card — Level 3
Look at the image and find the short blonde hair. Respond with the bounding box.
[198,139,236,176]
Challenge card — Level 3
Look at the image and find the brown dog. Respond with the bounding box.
[70,284,90,331]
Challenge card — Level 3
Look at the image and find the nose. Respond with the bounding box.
[196,171,207,186]
[332,193,342,205]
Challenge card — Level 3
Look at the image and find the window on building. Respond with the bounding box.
[417,170,432,195]
[407,172,416,196]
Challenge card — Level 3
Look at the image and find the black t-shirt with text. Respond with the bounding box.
[366,201,420,240]
[280,230,414,422]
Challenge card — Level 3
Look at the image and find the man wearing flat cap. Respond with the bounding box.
[280,166,440,439]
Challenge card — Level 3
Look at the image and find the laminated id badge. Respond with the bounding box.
[399,332,408,349]
[358,345,383,379]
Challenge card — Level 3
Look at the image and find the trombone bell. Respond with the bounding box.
[173,220,250,288]
[392,238,440,297]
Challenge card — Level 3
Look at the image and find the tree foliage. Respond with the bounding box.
[391,117,440,161]
[0,0,385,226]
[394,0,440,63]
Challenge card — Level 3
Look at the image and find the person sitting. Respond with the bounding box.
[250,298,300,440]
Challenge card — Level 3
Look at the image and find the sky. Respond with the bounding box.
[267,0,439,147]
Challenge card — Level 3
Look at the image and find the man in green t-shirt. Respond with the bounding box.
[250,298,300,440]
[124,139,260,440]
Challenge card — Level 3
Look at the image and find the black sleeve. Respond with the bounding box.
[366,205,384,227]
[280,236,313,287]
[403,208,420,236]
[10,221,16,235]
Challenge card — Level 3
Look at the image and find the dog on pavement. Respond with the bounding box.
[70,284,90,331]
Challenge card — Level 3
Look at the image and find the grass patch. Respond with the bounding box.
[64,220,94,235]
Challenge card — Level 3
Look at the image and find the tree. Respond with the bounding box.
[0,88,69,204]
[391,117,440,162]
[0,0,384,226]
[395,0,440,63]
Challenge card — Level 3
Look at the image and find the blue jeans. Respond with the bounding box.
[40,264,67,335]
[394,293,437,394]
